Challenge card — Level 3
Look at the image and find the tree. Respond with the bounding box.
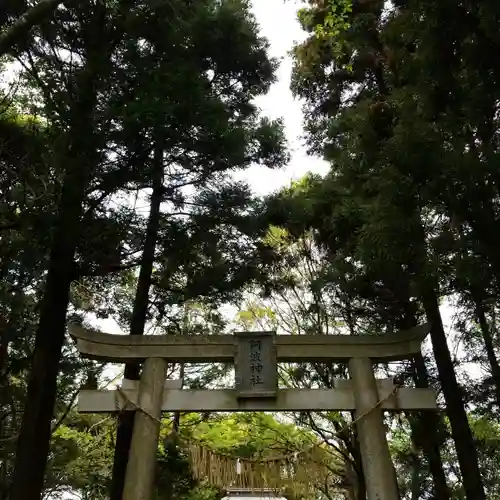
[8,1,153,497]
[102,1,288,497]
[280,1,492,497]
[0,0,64,56]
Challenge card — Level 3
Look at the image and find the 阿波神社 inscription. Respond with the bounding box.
[235,331,277,398]
[68,323,438,500]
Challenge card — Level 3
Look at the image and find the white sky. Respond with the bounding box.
[234,0,330,194]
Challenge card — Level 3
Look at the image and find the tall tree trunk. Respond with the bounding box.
[349,429,366,500]
[8,4,109,488]
[472,292,500,409]
[359,5,484,496]
[393,281,451,500]
[421,287,486,500]
[411,353,450,500]
[110,137,164,500]
[407,216,485,499]
[162,365,184,500]
[9,91,97,500]
[0,340,7,385]
[342,460,359,500]
[363,20,479,494]
[172,363,184,433]
[409,451,421,500]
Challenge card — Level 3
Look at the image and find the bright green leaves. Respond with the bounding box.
[186,412,316,459]
[236,302,276,330]
[313,0,352,60]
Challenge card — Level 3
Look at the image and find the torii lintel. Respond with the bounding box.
[68,323,430,363]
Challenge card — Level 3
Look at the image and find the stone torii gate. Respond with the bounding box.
[69,324,437,500]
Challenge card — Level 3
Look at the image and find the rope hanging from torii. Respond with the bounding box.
[185,442,339,494]
[114,383,341,492]
[113,382,401,494]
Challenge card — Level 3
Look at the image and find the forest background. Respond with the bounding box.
[1,1,499,500]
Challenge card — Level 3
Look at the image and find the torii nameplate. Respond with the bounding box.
[234,331,277,398]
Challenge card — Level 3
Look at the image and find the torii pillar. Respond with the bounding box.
[349,356,399,499]
[69,324,436,500]
[123,357,167,500]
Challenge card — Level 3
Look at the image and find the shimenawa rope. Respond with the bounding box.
[113,382,401,458]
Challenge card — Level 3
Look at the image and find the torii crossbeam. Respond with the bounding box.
[69,324,437,500]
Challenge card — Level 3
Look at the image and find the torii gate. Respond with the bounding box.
[69,324,437,500]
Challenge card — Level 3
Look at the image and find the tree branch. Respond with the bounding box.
[0,0,65,56]
[50,387,80,434]
[72,260,140,280]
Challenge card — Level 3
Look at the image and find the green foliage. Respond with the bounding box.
[263,1,500,498]
[187,412,315,458]
[1,0,291,497]
[300,0,353,63]
[37,411,322,498]
[3,1,500,500]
